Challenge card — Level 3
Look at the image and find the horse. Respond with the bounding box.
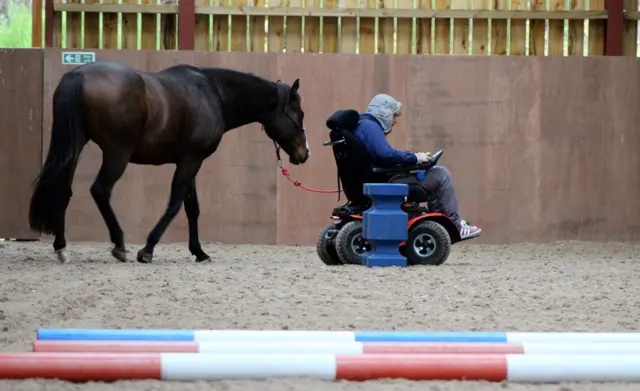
[28,61,310,264]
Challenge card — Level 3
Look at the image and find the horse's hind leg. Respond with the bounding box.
[52,160,81,264]
[52,187,72,264]
[90,151,130,262]
[184,179,211,262]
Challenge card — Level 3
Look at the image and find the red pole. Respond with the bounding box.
[44,0,54,47]
[604,0,624,55]
[178,0,195,50]
[32,0,43,47]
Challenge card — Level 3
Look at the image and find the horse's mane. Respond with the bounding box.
[198,67,298,111]
[199,67,280,88]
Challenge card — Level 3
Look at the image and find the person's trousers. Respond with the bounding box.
[388,166,461,224]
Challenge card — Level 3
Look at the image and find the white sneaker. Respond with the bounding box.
[458,219,482,240]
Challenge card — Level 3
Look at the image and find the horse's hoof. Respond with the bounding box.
[136,249,153,264]
[55,249,70,264]
[195,254,211,263]
[111,247,127,262]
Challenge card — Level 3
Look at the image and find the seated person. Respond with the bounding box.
[354,93,481,240]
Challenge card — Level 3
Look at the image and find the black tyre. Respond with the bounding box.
[405,220,452,266]
[334,221,372,265]
[316,224,342,265]
[399,245,407,258]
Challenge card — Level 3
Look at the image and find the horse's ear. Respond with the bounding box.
[291,78,300,94]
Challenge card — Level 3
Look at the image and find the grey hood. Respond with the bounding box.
[367,93,402,134]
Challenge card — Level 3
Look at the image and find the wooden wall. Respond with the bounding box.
[3,49,640,246]
[0,49,43,240]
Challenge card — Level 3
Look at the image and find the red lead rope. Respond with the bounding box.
[271,138,342,194]
[276,159,342,194]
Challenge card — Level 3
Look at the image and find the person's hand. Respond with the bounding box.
[415,152,431,164]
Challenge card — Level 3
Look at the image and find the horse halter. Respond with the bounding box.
[267,80,306,163]
[260,109,302,163]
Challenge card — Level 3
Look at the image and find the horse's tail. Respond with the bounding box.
[29,70,87,234]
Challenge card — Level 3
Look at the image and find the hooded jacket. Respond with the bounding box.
[353,113,418,167]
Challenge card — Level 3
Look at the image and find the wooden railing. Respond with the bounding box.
[32,0,634,55]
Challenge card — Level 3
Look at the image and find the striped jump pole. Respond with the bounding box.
[4,353,640,382]
[32,340,640,355]
[36,328,640,343]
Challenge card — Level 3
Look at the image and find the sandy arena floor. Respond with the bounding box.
[1,239,640,391]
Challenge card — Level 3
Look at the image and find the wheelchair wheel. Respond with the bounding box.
[334,221,372,265]
[405,220,452,266]
[316,224,342,265]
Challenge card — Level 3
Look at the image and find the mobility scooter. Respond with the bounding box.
[316,109,469,266]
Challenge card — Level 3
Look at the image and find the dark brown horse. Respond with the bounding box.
[28,61,310,264]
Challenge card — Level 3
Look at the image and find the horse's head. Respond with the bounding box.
[263,79,310,165]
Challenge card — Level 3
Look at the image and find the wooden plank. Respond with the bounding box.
[230,0,248,51]
[55,3,610,18]
[52,0,63,47]
[0,49,43,240]
[380,0,393,53]
[194,0,211,50]
[529,0,548,55]
[32,0,44,47]
[213,0,229,51]
[395,0,413,53]
[451,0,468,54]
[339,0,359,52]
[65,0,83,48]
[250,0,267,51]
[622,0,637,55]
[569,0,586,55]
[322,0,339,52]
[83,0,101,48]
[140,0,158,49]
[470,0,489,54]
[415,0,432,53]
[359,0,376,53]
[56,2,175,10]
[509,0,527,54]
[589,6,606,55]
[121,0,139,50]
[432,0,449,53]
[267,0,284,52]
[490,0,509,54]
[199,4,610,16]
[305,0,321,51]
[101,0,120,49]
[160,0,178,49]
[547,0,566,56]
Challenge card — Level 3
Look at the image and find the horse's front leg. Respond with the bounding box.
[183,179,211,262]
[137,158,204,263]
